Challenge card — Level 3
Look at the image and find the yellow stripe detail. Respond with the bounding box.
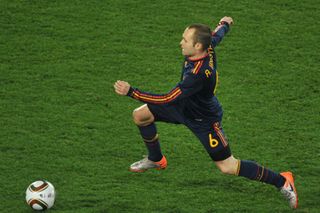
[259,167,264,181]
[144,134,159,143]
[134,87,180,99]
[209,54,214,69]
[214,125,228,147]
[216,131,227,147]
[133,89,182,102]
[192,62,200,74]
[236,160,241,176]
[213,70,219,95]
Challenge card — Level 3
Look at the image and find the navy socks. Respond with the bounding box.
[237,160,285,188]
[138,123,163,162]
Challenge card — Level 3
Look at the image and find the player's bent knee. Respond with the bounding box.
[132,110,143,125]
[132,110,139,124]
[132,105,154,126]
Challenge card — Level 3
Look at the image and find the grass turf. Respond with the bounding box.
[1,0,319,212]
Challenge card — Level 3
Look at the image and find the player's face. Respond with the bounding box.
[180,28,197,57]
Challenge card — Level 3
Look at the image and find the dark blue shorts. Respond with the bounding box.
[147,103,231,161]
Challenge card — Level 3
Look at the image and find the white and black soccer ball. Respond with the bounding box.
[26,180,56,211]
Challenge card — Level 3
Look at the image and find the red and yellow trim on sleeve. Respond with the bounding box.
[132,87,182,104]
[192,61,203,74]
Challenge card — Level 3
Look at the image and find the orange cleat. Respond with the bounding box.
[129,156,167,172]
[280,172,298,209]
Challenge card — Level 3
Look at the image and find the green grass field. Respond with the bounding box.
[1,0,319,212]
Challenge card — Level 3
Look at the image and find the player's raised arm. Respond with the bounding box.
[114,72,204,105]
[211,16,233,48]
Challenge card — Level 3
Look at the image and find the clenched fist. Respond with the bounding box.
[214,16,234,33]
[114,80,131,96]
[219,16,233,25]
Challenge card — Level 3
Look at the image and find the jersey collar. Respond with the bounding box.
[187,53,209,62]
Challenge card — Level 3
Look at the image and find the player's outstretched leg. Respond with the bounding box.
[192,122,298,208]
[130,105,167,172]
[236,159,298,208]
[236,159,286,188]
[215,156,298,209]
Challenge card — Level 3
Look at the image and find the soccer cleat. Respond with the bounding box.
[280,172,298,209]
[129,155,167,172]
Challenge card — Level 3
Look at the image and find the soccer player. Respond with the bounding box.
[114,16,298,209]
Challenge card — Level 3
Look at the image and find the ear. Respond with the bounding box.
[194,42,203,51]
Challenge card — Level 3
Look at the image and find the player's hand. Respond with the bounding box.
[114,80,131,96]
[219,16,233,25]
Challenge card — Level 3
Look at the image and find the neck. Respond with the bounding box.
[188,50,208,61]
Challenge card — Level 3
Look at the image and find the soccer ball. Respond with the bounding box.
[25,180,56,211]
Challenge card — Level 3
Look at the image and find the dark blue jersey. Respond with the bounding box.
[127,23,230,121]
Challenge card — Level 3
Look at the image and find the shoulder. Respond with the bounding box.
[191,60,204,75]
[192,57,214,76]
